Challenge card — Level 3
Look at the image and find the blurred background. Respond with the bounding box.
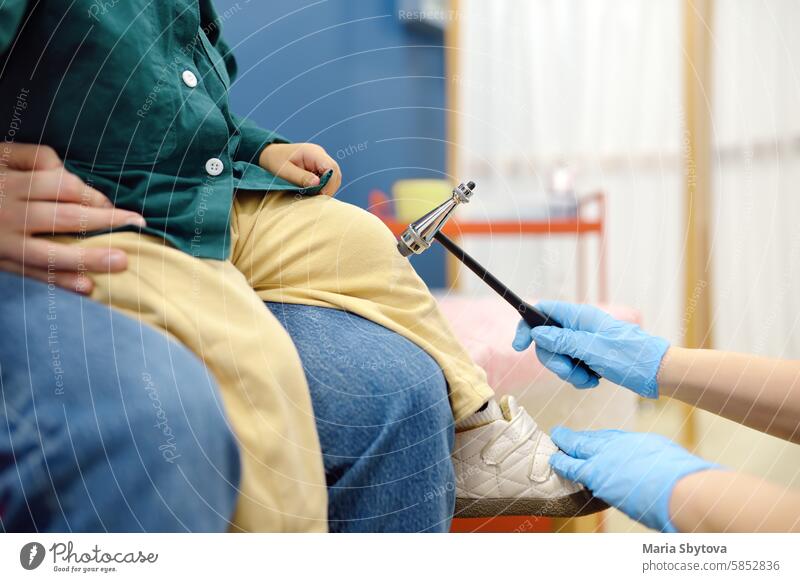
[219,0,800,532]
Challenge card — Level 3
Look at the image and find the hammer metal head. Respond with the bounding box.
[396,181,476,257]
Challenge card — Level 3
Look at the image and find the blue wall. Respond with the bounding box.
[218,0,448,286]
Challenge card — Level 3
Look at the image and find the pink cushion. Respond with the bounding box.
[436,295,642,396]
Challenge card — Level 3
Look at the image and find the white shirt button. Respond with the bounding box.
[181,70,198,88]
[205,157,224,176]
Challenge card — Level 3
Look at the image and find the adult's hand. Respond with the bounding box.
[513,301,670,397]
[259,142,342,197]
[549,427,720,532]
[0,143,145,293]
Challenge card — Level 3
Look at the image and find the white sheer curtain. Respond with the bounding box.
[453,0,800,509]
[711,0,800,359]
[697,0,800,491]
[455,0,684,342]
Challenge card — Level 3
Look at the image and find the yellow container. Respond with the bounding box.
[392,179,453,222]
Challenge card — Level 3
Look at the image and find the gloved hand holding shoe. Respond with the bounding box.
[548,427,721,532]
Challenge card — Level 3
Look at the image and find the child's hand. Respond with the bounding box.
[259,143,342,196]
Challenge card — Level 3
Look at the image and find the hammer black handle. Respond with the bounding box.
[433,231,600,380]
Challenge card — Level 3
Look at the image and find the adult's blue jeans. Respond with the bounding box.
[0,273,455,532]
[0,272,240,532]
[268,303,455,533]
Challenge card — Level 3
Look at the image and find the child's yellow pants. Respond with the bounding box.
[64,190,494,531]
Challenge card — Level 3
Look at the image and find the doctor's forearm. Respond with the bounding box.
[657,347,800,443]
[670,470,800,532]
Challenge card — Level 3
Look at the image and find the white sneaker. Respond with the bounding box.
[452,395,607,518]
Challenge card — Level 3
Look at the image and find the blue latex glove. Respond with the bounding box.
[512,301,670,397]
[549,427,720,532]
